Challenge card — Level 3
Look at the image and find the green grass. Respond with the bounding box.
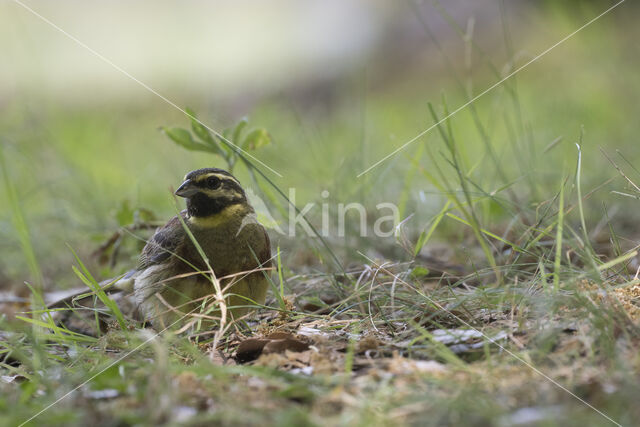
[2,3,640,426]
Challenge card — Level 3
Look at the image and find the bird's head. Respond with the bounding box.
[175,168,249,220]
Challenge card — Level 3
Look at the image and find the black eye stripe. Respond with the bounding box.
[193,174,227,186]
[192,175,244,195]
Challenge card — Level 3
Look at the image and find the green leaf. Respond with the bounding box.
[162,127,216,153]
[218,128,235,158]
[242,128,272,150]
[185,107,223,154]
[232,117,248,143]
[410,266,430,279]
[185,108,209,140]
[162,127,197,148]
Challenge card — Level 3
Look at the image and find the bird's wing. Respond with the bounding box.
[137,212,187,271]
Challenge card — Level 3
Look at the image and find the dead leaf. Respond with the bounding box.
[235,338,270,362]
[266,331,295,340]
[235,332,310,363]
[263,338,309,354]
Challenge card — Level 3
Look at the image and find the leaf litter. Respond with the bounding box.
[4,257,640,425]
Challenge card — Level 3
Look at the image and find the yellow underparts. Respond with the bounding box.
[188,203,249,227]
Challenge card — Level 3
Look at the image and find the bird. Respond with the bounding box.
[119,167,272,330]
[48,168,271,333]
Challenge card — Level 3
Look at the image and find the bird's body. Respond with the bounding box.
[121,168,271,329]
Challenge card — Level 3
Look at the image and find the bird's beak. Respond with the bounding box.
[174,179,198,198]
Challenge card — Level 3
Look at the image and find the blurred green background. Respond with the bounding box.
[1,0,638,292]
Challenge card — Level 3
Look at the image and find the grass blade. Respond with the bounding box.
[68,245,126,330]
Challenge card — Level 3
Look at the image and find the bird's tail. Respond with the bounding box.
[46,269,136,309]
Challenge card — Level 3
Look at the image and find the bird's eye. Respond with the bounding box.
[207,176,221,189]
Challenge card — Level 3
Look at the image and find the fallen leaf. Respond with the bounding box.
[235,338,270,362]
[235,332,310,363]
[263,338,309,355]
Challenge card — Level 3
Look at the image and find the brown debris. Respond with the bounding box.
[613,282,640,321]
[235,332,310,363]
